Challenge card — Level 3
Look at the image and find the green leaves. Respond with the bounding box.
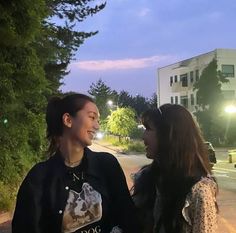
[0,0,106,211]
[193,58,228,110]
[88,79,114,119]
[193,59,230,144]
[107,108,137,139]
[0,0,46,46]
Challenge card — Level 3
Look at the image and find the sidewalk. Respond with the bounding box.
[217,189,236,233]
[92,139,127,154]
[0,212,12,225]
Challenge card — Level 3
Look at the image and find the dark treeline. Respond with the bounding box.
[88,78,157,120]
[0,0,105,210]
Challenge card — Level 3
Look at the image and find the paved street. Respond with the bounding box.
[211,149,236,233]
[1,143,236,233]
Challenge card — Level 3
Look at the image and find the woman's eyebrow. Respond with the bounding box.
[88,111,100,117]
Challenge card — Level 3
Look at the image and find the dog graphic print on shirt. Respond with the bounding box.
[62,182,102,233]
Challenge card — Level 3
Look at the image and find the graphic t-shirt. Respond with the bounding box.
[62,182,102,233]
[62,157,103,233]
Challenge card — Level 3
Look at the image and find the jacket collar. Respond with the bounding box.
[50,147,102,179]
[49,147,109,198]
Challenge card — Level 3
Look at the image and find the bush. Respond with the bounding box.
[124,141,145,153]
[130,127,144,140]
[0,182,17,211]
[101,135,145,153]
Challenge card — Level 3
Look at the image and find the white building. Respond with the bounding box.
[157,48,236,112]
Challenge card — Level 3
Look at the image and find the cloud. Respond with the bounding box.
[72,55,176,71]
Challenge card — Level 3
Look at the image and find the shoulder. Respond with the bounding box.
[23,157,54,184]
[182,176,218,225]
[185,176,217,209]
[86,147,119,165]
[191,176,217,199]
[134,164,152,181]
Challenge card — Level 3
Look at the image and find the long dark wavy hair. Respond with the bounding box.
[133,104,215,233]
[46,93,94,156]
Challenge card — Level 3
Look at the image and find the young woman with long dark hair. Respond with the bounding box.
[12,93,140,233]
[132,104,218,233]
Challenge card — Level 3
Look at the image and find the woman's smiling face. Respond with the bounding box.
[68,101,100,147]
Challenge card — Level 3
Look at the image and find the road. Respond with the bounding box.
[1,143,236,233]
[211,149,236,233]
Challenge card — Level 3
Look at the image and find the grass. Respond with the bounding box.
[0,182,17,211]
[99,135,145,154]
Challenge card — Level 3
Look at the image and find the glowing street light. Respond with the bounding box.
[107,100,113,107]
[95,131,104,140]
[225,105,236,114]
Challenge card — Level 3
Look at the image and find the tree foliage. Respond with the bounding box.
[149,93,158,109]
[194,59,228,110]
[39,0,106,95]
[108,90,152,117]
[193,59,229,144]
[88,79,114,119]
[107,108,137,140]
[131,94,150,117]
[0,0,105,210]
[118,91,133,107]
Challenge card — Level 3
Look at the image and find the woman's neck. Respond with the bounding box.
[59,138,84,167]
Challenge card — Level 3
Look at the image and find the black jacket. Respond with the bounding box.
[12,148,140,233]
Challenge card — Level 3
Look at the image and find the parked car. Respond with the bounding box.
[205,141,217,167]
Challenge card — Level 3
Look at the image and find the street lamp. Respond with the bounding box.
[107,100,113,107]
[225,105,236,114]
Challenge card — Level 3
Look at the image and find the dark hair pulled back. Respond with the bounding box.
[46,93,94,156]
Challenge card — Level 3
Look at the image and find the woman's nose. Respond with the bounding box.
[94,120,100,130]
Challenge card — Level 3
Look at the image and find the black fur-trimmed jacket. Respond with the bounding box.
[12,147,140,233]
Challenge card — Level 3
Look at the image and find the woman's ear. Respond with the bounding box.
[62,113,72,128]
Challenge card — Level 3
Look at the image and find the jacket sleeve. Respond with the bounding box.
[190,180,218,233]
[12,164,44,233]
[105,155,142,233]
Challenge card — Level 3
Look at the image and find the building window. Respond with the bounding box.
[180,96,188,108]
[171,96,174,104]
[190,71,194,83]
[191,94,194,105]
[170,76,173,86]
[175,96,178,104]
[180,73,188,87]
[195,69,199,81]
[174,75,178,82]
[222,65,234,77]
[222,90,235,100]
